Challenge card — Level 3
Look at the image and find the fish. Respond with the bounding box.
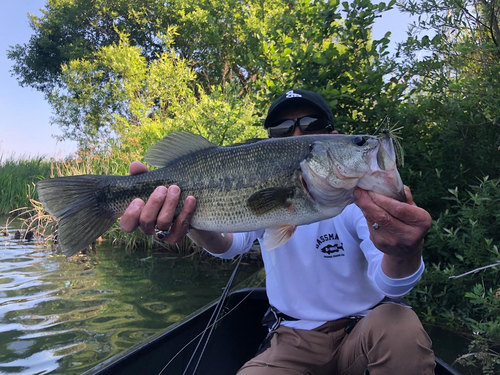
[37,131,406,257]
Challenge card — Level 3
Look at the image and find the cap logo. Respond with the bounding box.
[285,90,302,98]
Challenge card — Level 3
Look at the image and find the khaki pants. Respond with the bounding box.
[238,304,435,375]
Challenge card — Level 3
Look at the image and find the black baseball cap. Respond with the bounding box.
[264,89,335,129]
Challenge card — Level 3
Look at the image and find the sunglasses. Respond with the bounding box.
[267,116,333,137]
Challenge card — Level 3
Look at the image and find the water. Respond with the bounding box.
[0,221,473,374]
[0,222,260,374]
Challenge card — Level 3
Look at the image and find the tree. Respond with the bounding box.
[48,29,263,153]
[392,0,500,215]
[252,0,402,132]
[12,0,402,149]
[8,0,285,94]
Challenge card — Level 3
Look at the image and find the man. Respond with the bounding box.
[120,89,435,374]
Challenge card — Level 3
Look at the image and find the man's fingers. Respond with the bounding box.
[165,196,197,243]
[120,198,145,232]
[355,189,393,228]
[139,186,168,235]
[129,161,148,175]
[355,187,430,230]
[403,186,414,206]
[364,190,427,226]
[150,185,197,243]
[355,187,432,253]
[156,185,181,231]
[121,168,196,242]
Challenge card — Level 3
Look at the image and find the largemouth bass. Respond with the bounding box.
[37,132,405,257]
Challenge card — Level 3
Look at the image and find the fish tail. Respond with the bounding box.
[37,175,118,257]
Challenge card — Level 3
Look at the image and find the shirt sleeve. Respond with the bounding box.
[204,231,261,259]
[372,258,425,298]
[349,204,425,298]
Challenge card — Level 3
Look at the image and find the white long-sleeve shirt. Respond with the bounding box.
[207,203,424,330]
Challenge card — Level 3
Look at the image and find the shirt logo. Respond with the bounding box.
[316,233,345,258]
[321,243,344,255]
[285,90,302,98]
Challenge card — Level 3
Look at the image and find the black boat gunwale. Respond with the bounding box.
[85,288,461,375]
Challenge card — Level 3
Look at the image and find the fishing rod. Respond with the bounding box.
[157,250,284,375]
[182,254,243,375]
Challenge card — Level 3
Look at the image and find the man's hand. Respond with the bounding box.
[354,186,432,278]
[120,161,196,243]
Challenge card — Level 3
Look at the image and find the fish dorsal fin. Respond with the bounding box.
[226,138,267,147]
[247,187,296,215]
[263,225,297,251]
[145,132,218,167]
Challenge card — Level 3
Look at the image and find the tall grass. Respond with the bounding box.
[0,154,53,215]
[7,146,201,255]
[48,144,128,177]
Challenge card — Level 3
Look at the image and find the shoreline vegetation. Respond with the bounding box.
[5,0,500,371]
[2,151,500,373]
[0,153,201,257]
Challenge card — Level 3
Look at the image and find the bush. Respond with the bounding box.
[409,177,500,372]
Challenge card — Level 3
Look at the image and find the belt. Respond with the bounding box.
[261,298,410,333]
[262,305,299,331]
[261,306,364,334]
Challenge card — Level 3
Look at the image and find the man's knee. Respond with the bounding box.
[358,304,435,374]
[369,304,427,335]
[361,303,433,357]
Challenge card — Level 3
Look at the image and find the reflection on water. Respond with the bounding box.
[0,221,472,374]
[0,223,260,374]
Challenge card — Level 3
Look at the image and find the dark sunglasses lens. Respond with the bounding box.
[299,117,329,132]
[268,120,295,137]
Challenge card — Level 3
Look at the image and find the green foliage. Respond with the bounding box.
[112,82,265,167]
[7,0,288,94]
[169,85,265,145]
[253,0,404,133]
[456,333,500,374]
[394,0,500,216]
[48,28,266,152]
[0,155,52,215]
[48,28,195,148]
[8,0,500,368]
[10,0,406,139]
[408,178,500,372]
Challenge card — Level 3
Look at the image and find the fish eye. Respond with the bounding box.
[353,136,367,146]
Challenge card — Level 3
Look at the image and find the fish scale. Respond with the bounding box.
[164,138,309,230]
[37,132,405,257]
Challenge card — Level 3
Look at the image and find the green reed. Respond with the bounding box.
[10,146,200,255]
[0,154,53,215]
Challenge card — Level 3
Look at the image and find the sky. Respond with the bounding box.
[0,0,78,160]
[0,1,415,160]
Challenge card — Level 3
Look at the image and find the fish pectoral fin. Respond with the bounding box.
[145,132,218,167]
[263,225,297,251]
[247,187,296,215]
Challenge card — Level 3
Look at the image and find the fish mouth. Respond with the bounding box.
[376,137,397,171]
[358,139,406,202]
[378,138,406,201]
